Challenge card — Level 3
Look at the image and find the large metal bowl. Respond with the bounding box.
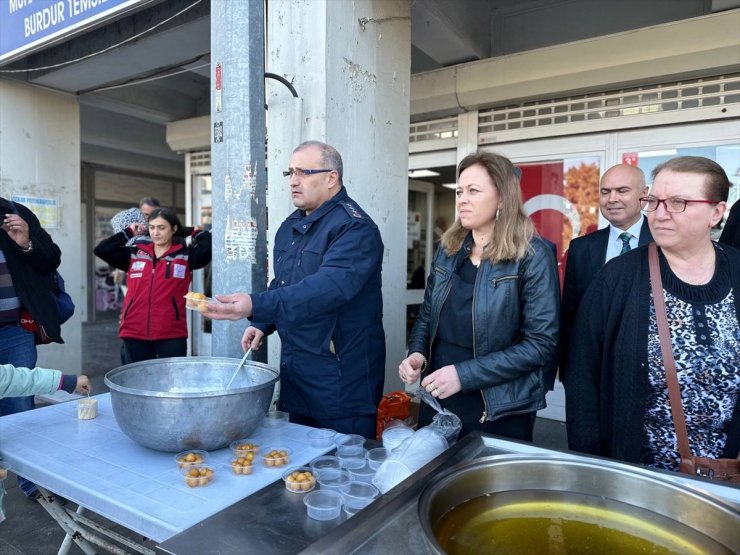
[419,455,740,554]
[104,357,278,452]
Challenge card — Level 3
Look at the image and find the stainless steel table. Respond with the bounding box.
[158,432,740,555]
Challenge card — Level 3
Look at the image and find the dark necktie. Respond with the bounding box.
[619,232,632,255]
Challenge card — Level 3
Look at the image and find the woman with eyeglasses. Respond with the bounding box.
[398,152,560,441]
[566,156,740,474]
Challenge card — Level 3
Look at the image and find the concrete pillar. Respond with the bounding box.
[210,0,268,359]
[0,79,82,372]
[267,0,411,392]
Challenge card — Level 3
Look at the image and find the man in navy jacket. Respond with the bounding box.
[205,141,385,439]
[560,164,652,381]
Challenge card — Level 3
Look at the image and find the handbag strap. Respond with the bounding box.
[647,243,693,460]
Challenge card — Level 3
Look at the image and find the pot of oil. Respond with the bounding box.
[418,455,739,555]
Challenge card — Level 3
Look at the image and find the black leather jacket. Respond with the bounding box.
[408,234,559,422]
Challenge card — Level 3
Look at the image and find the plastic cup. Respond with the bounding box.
[309,456,341,478]
[181,464,216,488]
[263,410,289,427]
[304,490,343,521]
[366,447,388,470]
[334,433,365,455]
[174,450,208,469]
[77,398,98,420]
[382,426,413,451]
[343,498,371,518]
[337,447,367,468]
[282,466,317,493]
[317,469,353,492]
[339,481,378,504]
[262,447,291,468]
[347,461,375,484]
[307,428,336,449]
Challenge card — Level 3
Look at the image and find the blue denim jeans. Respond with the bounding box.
[0,324,38,496]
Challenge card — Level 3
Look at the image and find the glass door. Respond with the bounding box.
[406,181,434,343]
[188,173,213,356]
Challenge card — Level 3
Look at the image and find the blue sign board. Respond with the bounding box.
[0,0,153,65]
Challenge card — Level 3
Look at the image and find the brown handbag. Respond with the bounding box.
[648,243,740,483]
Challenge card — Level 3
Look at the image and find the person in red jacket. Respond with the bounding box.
[94,208,212,363]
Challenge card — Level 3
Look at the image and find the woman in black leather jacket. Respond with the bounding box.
[399,152,560,440]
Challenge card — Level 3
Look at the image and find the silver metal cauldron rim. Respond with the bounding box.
[418,454,740,554]
[104,356,279,397]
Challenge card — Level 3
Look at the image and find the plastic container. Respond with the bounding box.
[282,466,317,493]
[334,433,365,455]
[183,294,218,312]
[77,398,98,420]
[347,461,375,484]
[310,456,342,477]
[304,490,343,521]
[343,498,371,518]
[181,464,216,488]
[366,447,388,470]
[337,448,367,469]
[230,457,255,476]
[230,440,259,459]
[382,424,414,452]
[307,428,336,449]
[262,447,291,468]
[340,481,378,504]
[342,458,366,471]
[263,410,289,427]
[317,469,353,492]
[174,449,208,469]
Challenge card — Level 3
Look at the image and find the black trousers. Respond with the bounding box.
[419,388,536,442]
[123,337,187,363]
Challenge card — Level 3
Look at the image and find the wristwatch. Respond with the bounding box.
[20,240,33,252]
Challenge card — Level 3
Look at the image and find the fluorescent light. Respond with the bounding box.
[442,183,457,190]
[637,149,678,157]
[408,169,440,178]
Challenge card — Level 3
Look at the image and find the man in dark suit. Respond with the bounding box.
[560,164,652,380]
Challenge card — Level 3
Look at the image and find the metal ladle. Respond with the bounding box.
[225,348,252,389]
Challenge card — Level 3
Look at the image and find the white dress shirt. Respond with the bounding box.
[605,215,645,263]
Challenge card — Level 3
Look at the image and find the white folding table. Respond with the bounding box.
[0,394,332,554]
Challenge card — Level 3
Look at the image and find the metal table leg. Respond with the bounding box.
[34,487,155,555]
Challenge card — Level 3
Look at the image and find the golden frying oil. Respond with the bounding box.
[433,490,730,555]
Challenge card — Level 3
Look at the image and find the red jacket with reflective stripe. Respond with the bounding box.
[94,230,212,341]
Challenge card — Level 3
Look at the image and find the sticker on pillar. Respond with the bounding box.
[215,63,223,113]
[243,162,258,203]
[225,174,233,202]
[214,122,223,143]
[225,216,258,264]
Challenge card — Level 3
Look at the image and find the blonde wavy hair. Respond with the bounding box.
[441,151,535,263]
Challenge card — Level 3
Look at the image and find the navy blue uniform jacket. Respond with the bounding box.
[250,188,385,419]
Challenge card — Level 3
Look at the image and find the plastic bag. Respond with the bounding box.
[416,387,462,445]
[372,426,448,494]
[381,419,414,451]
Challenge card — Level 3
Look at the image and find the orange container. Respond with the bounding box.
[376,391,412,440]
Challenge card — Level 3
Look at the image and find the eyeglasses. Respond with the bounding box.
[282,168,334,178]
[640,196,718,213]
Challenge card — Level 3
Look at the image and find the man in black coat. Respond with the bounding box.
[560,164,652,380]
